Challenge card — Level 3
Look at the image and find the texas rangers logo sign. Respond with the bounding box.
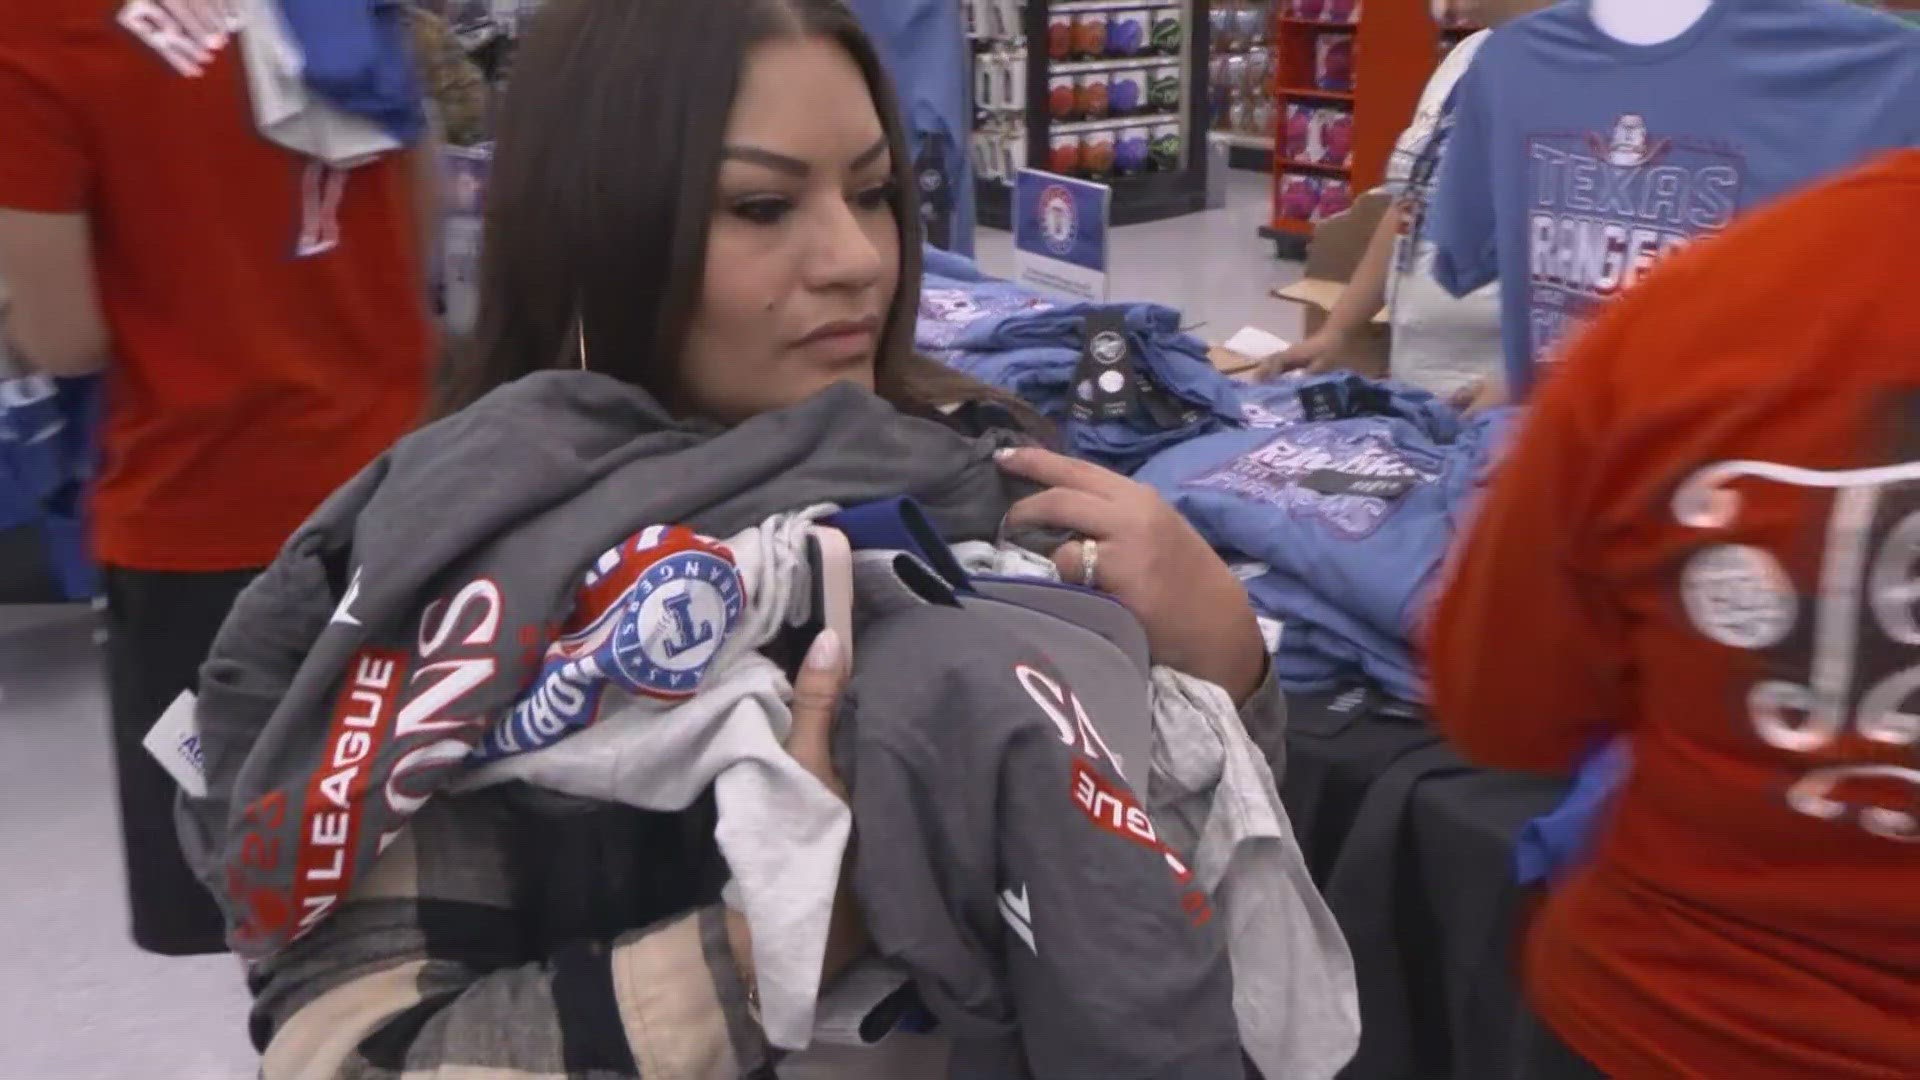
[1038,184,1080,257]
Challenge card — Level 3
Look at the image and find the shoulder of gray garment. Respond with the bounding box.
[179,373,1045,955]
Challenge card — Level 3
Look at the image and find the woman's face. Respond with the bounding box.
[680,35,902,424]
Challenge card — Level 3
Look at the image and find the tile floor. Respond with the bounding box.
[0,167,1298,1079]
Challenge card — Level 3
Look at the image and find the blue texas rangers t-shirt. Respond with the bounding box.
[1426,0,1920,399]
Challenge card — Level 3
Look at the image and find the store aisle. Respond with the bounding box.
[977,168,1305,344]
[0,605,256,1079]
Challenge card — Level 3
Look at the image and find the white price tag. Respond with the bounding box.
[142,690,208,798]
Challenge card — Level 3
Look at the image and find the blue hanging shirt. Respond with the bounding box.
[846,0,975,257]
[1426,0,1920,399]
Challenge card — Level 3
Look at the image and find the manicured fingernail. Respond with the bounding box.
[805,629,843,671]
[994,448,1017,463]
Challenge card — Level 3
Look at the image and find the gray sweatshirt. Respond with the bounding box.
[180,372,1039,961]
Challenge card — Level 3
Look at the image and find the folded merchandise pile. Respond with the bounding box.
[917,248,1244,475]
[909,253,1515,707]
[1134,374,1516,704]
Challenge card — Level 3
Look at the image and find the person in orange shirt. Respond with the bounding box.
[1429,150,1920,1080]
[0,3,433,955]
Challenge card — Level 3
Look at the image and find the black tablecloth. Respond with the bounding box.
[0,523,64,604]
[1279,687,1570,1080]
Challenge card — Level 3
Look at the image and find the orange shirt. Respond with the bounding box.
[1430,151,1920,1080]
[0,1,430,570]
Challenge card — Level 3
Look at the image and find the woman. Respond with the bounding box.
[244,1,1273,1076]
[1264,0,1548,400]
[1430,151,1920,1079]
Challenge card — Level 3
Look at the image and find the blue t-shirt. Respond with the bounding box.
[1427,0,1920,399]
[847,0,976,256]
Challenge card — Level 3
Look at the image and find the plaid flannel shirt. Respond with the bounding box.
[248,667,1286,1079]
[250,787,775,1079]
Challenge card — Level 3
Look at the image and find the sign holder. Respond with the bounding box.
[1013,169,1112,303]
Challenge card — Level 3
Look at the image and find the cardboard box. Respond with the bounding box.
[1269,191,1391,374]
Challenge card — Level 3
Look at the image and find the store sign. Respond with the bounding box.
[1013,169,1111,302]
[441,144,493,336]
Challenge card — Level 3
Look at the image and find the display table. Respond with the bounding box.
[0,524,63,604]
[1278,687,1569,1080]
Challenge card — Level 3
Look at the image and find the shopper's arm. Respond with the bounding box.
[1426,297,1633,775]
[252,790,770,1080]
[1263,204,1399,378]
[0,209,109,376]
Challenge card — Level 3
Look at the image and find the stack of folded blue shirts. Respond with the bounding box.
[1137,373,1517,702]
[1,374,102,601]
[916,250,1244,474]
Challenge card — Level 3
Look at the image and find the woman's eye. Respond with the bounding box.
[853,181,900,212]
[730,196,793,225]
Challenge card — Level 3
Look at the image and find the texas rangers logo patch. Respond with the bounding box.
[605,544,744,698]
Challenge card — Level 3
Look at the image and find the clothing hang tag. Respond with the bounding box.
[1136,382,1204,429]
[1353,380,1397,417]
[1298,468,1417,502]
[916,138,954,250]
[915,138,954,213]
[142,690,208,798]
[1070,311,1141,423]
[1296,380,1349,422]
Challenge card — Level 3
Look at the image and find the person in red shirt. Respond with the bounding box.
[0,2,433,955]
[1430,150,1920,1080]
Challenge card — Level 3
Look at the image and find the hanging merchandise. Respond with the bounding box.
[978,3,1208,227]
[1263,0,1454,255]
[1427,0,1920,399]
[846,0,977,255]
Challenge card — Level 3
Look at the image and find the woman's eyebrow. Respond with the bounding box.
[721,136,890,177]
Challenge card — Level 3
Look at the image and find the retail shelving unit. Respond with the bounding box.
[1258,1,1442,258]
[1210,1,1278,171]
[974,1,1214,229]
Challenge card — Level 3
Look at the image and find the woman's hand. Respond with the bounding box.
[998,448,1268,704]
[725,629,869,1000]
[1258,326,1351,380]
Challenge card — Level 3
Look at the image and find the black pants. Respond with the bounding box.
[1513,1008,1609,1080]
[103,566,260,956]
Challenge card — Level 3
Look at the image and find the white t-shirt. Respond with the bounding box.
[1381,30,1502,398]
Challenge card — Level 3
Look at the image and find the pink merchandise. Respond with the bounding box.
[1279,173,1322,222]
[1324,0,1360,23]
[1318,109,1353,167]
[1316,33,1354,91]
[1291,0,1327,19]
[1314,178,1354,220]
[1285,104,1313,161]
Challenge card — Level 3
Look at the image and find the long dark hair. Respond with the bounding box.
[431,0,1031,426]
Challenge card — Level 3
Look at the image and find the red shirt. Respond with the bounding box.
[0,1,430,570]
[1430,151,1920,1080]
